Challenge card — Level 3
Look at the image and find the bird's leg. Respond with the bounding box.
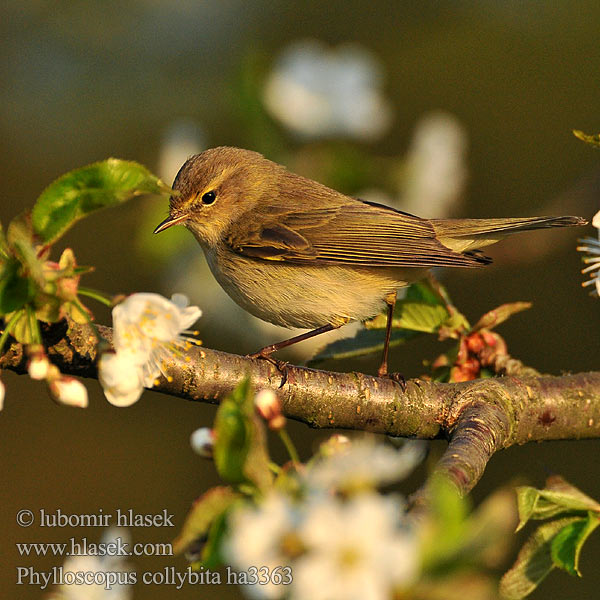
[248,323,343,386]
[249,323,339,359]
[377,291,397,378]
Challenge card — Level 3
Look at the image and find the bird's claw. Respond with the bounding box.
[247,352,289,388]
[379,371,407,392]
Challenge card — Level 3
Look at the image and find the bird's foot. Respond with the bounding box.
[377,368,407,392]
[247,351,289,388]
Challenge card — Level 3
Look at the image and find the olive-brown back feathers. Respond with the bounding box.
[169,146,586,265]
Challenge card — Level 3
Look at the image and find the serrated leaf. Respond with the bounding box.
[573,129,600,148]
[392,301,450,333]
[308,327,420,365]
[500,516,580,600]
[516,477,600,530]
[544,475,600,512]
[516,487,541,531]
[172,486,239,555]
[366,280,450,332]
[32,159,172,244]
[472,302,532,332]
[551,512,600,576]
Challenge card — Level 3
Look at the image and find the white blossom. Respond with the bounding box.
[50,377,88,408]
[263,40,392,141]
[306,438,423,493]
[51,527,132,600]
[578,210,600,296]
[98,293,201,407]
[98,352,145,407]
[402,112,468,218]
[292,494,417,600]
[0,379,4,411]
[224,493,295,599]
[28,355,51,380]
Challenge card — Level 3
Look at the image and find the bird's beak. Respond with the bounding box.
[153,213,189,234]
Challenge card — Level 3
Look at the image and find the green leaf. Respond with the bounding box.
[421,475,470,572]
[573,129,600,148]
[543,475,600,512]
[406,278,449,304]
[308,327,420,365]
[172,486,239,555]
[551,512,600,576]
[0,259,34,314]
[200,511,229,569]
[471,302,532,332]
[392,300,450,333]
[6,308,38,345]
[213,378,273,491]
[515,477,600,530]
[32,159,172,244]
[366,280,450,332]
[214,393,250,485]
[500,516,581,600]
[430,474,469,540]
[7,215,45,286]
[244,412,274,492]
[516,487,542,531]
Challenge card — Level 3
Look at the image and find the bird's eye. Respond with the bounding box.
[201,190,216,205]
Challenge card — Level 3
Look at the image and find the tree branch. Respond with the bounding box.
[2,321,599,496]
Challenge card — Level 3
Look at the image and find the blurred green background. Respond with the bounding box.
[2,2,600,599]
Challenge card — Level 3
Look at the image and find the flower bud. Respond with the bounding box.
[255,389,286,430]
[451,358,480,382]
[465,332,484,354]
[27,345,50,381]
[49,377,88,408]
[190,427,215,458]
[255,389,281,421]
[0,378,5,411]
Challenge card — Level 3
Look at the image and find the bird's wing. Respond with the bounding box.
[224,198,490,268]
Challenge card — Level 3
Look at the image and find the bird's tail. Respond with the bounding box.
[432,216,587,252]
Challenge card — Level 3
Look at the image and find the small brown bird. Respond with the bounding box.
[154,147,586,377]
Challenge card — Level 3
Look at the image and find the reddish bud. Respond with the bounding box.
[255,389,282,422]
[466,333,484,354]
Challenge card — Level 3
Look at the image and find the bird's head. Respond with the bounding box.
[154,146,280,247]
